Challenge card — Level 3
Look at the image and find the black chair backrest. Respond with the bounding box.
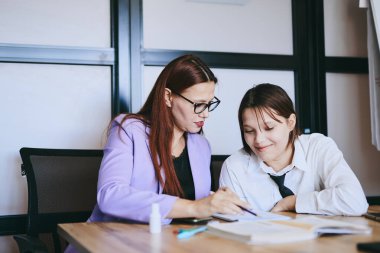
[210,155,228,191]
[20,147,103,251]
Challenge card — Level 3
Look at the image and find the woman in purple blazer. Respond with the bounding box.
[66,55,249,252]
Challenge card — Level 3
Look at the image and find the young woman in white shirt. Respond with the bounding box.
[220,83,368,216]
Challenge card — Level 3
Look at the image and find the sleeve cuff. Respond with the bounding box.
[295,192,320,214]
[159,195,178,224]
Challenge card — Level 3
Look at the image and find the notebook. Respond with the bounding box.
[212,210,291,222]
[207,216,372,245]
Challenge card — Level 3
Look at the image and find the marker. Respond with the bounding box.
[176,226,207,239]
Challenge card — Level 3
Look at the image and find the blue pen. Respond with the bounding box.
[177,226,207,239]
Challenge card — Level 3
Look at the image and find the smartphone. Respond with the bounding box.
[171,217,212,225]
[211,213,238,222]
[364,212,380,222]
[357,241,380,252]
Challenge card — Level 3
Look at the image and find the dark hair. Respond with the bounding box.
[119,55,217,197]
[238,83,300,154]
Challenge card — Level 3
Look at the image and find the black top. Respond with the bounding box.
[173,146,195,200]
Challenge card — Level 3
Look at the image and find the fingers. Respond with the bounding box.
[215,187,237,198]
[272,198,286,212]
[217,187,232,194]
[217,187,251,209]
[210,188,251,214]
[271,196,296,212]
[271,204,282,212]
[228,196,250,210]
[212,199,243,214]
[222,204,244,214]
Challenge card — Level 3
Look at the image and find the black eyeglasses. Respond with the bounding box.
[172,91,221,114]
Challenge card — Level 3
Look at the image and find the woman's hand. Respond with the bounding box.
[189,187,250,218]
[168,187,250,218]
[270,195,296,212]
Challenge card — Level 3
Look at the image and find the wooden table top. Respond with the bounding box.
[58,208,380,253]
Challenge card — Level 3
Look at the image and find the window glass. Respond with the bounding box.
[143,0,293,54]
[0,63,111,215]
[0,0,110,47]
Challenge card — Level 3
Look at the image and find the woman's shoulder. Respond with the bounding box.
[298,133,335,146]
[112,114,149,135]
[297,133,338,155]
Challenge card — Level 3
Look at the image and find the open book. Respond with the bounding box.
[207,216,372,245]
[212,210,291,222]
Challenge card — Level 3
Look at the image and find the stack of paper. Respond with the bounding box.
[207,216,372,245]
[212,210,290,222]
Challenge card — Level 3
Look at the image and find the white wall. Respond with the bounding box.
[324,0,367,57]
[0,0,111,251]
[324,0,380,196]
[143,0,293,54]
[0,0,110,47]
[326,73,380,195]
[0,63,111,214]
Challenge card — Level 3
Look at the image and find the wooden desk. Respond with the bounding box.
[58,210,380,253]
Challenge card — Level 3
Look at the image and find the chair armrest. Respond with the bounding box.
[13,234,48,253]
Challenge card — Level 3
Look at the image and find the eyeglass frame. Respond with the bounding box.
[171,91,221,114]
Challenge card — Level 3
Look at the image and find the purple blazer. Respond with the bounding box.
[90,116,211,223]
[65,116,212,253]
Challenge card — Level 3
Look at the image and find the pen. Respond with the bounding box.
[239,205,257,216]
[176,226,207,239]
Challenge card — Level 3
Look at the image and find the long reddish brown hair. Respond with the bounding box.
[117,55,217,197]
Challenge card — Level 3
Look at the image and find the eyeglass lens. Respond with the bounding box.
[194,100,219,114]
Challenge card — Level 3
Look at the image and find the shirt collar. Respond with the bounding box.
[292,138,308,172]
[255,138,308,175]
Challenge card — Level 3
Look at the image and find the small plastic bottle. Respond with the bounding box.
[149,203,161,234]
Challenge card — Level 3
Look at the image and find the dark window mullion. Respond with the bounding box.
[113,0,131,115]
[325,57,368,73]
[312,0,327,135]
[142,49,296,70]
[292,0,327,135]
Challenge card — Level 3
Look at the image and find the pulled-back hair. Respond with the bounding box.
[119,55,217,197]
[238,83,300,154]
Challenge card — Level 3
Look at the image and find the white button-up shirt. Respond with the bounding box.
[219,133,368,216]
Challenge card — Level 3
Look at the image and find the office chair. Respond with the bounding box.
[14,147,103,253]
[210,155,228,191]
